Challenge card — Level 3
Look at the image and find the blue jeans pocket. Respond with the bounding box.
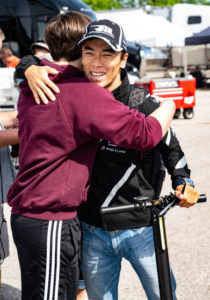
[81,221,92,233]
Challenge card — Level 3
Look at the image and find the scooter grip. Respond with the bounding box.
[197,194,207,203]
[100,204,135,215]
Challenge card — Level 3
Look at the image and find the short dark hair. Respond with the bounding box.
[45,12,92,62]
[120,50,126,60]
[0,46,13,58]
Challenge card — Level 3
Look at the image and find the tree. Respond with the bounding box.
[83,0,123,10]
[83,0,141,10]
[146,0,182,6]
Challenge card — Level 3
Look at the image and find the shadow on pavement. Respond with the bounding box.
[1,283,21,300]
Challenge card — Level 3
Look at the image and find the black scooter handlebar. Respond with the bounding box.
[100,202,152,216]
[100,194,207,216]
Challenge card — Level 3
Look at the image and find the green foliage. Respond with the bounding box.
[124,0,138,6]
[83,0,141,10]
[184,0,210,4]
[83,0,123,10]
[146,0,182,6]
[84,0,210,9]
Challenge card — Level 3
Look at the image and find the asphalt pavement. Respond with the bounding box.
[1,89,210,300]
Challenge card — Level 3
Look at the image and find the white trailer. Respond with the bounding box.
[147,4,210,35]
[171,4,210,35]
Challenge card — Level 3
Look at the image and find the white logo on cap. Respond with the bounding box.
[92,25,113,35]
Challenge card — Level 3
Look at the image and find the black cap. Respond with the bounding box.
[78,19,127,52]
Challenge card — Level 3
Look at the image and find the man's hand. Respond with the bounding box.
[175,184,200,208]
[25,65,60,104]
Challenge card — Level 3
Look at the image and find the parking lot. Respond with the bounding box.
[1,89,210,300]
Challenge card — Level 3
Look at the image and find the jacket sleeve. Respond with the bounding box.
[157,128,191,189]
[144,93,191,189]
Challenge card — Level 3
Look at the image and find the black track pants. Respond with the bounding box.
[11,214,81,300]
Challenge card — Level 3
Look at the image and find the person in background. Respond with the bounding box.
[0,29,19,155]
[0,28,5,51]
[0,111,18,197]
[30,40,51,60]
[16,41,52,81]
[15,40,52,82]
[0,28,5,67]
[7,12,175,300]
[0,46,20,68]
[0,29,18,154]
[0,111,18,272]
[0,28,17,295]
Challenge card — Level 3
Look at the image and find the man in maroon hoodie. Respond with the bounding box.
[7,12,175,300]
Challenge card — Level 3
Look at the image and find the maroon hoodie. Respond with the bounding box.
[7,59,162,220]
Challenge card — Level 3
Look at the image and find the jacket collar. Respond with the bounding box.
[112,69,131,105]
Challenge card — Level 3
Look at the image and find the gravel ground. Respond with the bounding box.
[1,89,210,300]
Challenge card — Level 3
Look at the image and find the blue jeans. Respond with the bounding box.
[81,222,177,300]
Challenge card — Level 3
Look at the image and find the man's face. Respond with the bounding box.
[81,39,128,92]
[0,37,2,50]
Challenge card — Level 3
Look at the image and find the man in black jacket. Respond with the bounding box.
[18,19,199,300]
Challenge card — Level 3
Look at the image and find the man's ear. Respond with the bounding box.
[120,53,128,69]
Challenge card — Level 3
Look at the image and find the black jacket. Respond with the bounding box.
[78,70,191,230]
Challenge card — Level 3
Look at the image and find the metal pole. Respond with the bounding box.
[182,46,187,76]
[153,214,173,300]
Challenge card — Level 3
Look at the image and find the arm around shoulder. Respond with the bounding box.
[72,84,172,151]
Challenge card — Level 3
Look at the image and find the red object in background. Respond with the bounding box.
[135,77,196,119]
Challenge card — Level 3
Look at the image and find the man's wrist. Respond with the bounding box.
[176,177,195,188]
[23,56,40,74]
[16,55,40,79]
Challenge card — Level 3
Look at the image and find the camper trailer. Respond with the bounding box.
[170,4,210,35]
[148,4,210,35]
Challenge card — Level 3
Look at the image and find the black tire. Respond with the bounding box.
[183,108,194,119]
[174,109,181,119]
